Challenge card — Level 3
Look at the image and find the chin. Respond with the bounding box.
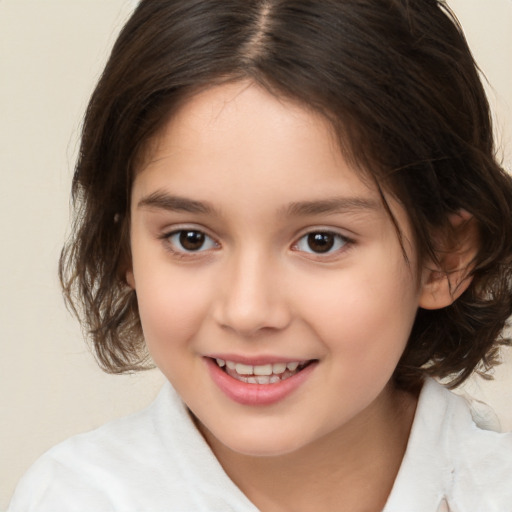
[209,425,316,458]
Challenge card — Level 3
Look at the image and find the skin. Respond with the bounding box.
[126,81,468,511]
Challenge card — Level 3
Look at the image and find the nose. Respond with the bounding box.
[213,249,292,337]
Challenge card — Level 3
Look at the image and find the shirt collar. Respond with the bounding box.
[383,378,471,512]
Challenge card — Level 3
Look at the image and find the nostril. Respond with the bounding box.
[211,261,292,335]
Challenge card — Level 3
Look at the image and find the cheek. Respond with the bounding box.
[134,266,212,356]
[300,263,419,367]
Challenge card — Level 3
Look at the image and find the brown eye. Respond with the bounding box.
[179,230,205,251]
[166,229,217,253]
[295,231,348,255]
[307,233,335,253]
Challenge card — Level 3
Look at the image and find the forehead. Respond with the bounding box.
[136,81,374,201]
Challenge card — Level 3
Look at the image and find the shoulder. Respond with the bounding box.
[8,389,170,511]
[439,381,512,511]
[8,382,256,512]
[385,378,512,512]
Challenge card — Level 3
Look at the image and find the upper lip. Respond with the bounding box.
[205,354,313,365]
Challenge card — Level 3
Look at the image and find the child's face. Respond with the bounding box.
[128,81,427,456]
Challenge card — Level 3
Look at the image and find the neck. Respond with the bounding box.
[200,383,418,512]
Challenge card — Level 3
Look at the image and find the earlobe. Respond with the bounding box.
[419,210,479,310]
[419,268,473,310]
[126,270,136,289]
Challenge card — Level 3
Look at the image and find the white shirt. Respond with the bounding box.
[8,378,512,511]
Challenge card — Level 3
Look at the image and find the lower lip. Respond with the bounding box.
[205,358,317,406]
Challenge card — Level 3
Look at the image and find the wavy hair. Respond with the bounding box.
[60,0,512,388]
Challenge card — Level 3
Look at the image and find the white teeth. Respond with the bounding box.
[272,363,287,374]
[235,363,253,375]
[240,375,280,385]
[216,358,306,378]
[233,363,275,376]
[253,364,273,376]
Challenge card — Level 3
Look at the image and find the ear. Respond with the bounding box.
[126,269,136,289]
[419,210,479,310]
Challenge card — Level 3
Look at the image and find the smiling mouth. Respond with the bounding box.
[212,358,313,384]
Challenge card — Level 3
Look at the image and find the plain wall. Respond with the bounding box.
[1,1,511,509]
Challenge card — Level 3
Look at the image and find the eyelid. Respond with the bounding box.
[291,227,354,258]
[159,224,220,255]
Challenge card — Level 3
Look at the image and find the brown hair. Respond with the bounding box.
[60,0,512,388]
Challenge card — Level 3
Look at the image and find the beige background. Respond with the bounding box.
[1,1,511,509]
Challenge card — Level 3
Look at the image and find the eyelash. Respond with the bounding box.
[159,228,353,260]
[292,231,352,257]
[160,228,219,257]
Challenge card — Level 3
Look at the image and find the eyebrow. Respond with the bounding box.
[282,197,380,217]
[137,191,216,215]
[137,191,380,218]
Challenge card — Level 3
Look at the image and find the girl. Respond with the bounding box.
[8,1,512,510]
